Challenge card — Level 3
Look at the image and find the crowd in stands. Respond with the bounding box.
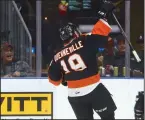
[1,34,143,78]
[1,32,144,78]
[1,41,33,78]
[97,34,144,77]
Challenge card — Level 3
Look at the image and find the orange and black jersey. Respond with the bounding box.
[48,19,112,88]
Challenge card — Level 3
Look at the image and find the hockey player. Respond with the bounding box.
[134,91,144,120]
[48,1,117,119]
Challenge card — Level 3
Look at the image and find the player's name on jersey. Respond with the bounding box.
[54,41,83,62]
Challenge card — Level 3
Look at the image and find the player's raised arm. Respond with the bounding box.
[48,60,63,86]
[85,1,115,48]
[91,19,112,36]
[91,1,115,36]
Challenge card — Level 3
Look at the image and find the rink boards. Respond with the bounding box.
[1,78,144,119]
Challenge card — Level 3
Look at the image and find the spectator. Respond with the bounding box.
[97,55,104,67]
[106,34,143,77]
[96,37,113,66]
[1,42,33,78]
[131,34,144,77]
[94,37,114,76]
[114,35,125,65]
[103,35,126,77]
[113,35,126,76]
[103,37,115,66]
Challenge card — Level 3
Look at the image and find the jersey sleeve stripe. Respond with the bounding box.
[67,74,100,88]
[100,19,112,29]
[48,77,62,86]
[91,19,112,36]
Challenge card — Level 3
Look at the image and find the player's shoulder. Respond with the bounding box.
[86,34,108,41]
[77,35,86,41]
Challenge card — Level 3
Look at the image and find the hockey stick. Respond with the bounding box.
[113,0,124,6]
[112,12,141,62]
[103,0,142,62]
[110,0,141,62]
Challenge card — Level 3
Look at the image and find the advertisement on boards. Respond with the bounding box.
[1,92,53,119]
[1,78,143,119]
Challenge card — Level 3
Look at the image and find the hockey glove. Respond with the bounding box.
[97,1,115,19]
[134,91,144,120]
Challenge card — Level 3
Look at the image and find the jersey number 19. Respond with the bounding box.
[60,53,87,74]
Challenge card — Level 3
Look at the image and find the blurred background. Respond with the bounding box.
[0,0,144,78]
